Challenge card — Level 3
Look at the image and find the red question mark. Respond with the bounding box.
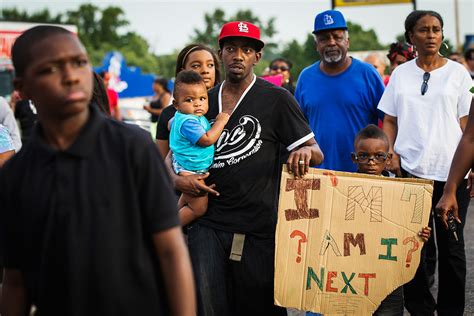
[290,230,307,263]
[403,236,420,268]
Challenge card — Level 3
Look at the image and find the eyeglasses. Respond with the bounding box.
[270,65,289,71]
[421,72,430,96]
[352,152,389,164]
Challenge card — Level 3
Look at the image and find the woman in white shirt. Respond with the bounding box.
[378,10,471,316]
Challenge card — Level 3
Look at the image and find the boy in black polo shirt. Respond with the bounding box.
[0,26,195,315]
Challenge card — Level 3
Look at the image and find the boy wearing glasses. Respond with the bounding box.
[351,124,431,315]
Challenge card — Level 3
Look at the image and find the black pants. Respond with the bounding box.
[404,180,469,316]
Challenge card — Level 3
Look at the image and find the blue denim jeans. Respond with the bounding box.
[373,286,404,315]
[187,223,287,316]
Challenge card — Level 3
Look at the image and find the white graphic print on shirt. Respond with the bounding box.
[211,115,262,169]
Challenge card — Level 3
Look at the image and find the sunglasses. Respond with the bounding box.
[421,72,430,96]
[270,65,290,71]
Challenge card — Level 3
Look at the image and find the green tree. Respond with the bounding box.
[66,5,159,72]
[192,8,226,49]
[0,8,29,21]
[157,52,180,79]
[118,32,160,74]
[190,8,277,55]
[1,5,161,74]
[280,35,319,81]
[346,21,385,51]
[187,8,280,77]
[65,5,159,72]
[0,7,62,23]
[190,12,387,80]
[274,21,387,80]
[65,4,100,49]
[98,7,129,44]
[64,5,129,50]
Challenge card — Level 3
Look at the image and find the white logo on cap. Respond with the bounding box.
[238,22,249,33]
[323,14,334,25]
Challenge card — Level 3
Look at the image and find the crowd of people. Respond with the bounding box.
[0,7,472,316]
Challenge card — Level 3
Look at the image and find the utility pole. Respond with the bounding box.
[454,0,461,50]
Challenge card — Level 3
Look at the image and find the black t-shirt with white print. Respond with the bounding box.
[201,76,314,237]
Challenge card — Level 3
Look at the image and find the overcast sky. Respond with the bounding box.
[3,0,473,55]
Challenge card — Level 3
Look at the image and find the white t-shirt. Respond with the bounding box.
[378,59,472,181]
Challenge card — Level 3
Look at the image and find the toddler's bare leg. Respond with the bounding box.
[177,172,209,226]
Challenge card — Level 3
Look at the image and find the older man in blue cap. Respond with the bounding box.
[295,9,385,173]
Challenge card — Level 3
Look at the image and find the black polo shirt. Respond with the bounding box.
[0,106,179,315]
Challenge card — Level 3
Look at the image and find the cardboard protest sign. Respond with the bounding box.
[275,168,433,315]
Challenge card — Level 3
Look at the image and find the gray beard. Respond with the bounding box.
[323,50,343,64]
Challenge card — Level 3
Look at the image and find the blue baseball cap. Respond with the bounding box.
[313,10,347,34]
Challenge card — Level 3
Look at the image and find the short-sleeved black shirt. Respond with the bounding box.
[156,105,176,140]
[150,98,163,123]
[0,106,179,315]
[200,77,314,237]
[14,99,37,143]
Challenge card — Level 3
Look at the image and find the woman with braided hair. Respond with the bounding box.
[384,41,417,85]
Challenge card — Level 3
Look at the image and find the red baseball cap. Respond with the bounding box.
[218,21,265,51]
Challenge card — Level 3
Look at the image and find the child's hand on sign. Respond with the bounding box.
[418,226,432,242]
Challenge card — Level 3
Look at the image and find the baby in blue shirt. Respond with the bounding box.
[170,71,229,225]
